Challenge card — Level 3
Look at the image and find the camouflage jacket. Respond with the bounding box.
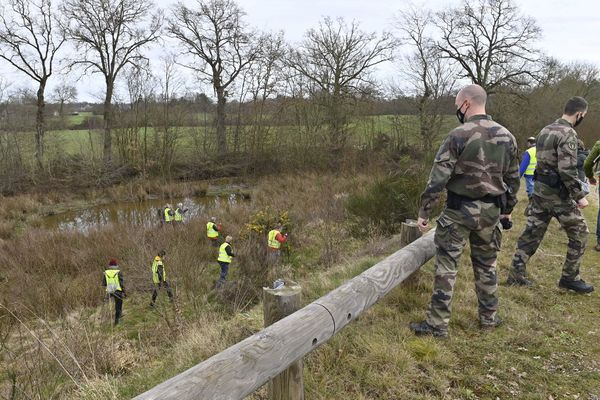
[418,115,520,220]
[533,118,585,202]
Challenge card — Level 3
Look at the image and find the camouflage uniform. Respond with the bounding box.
[418,115,520,334]
[509,119,588,281]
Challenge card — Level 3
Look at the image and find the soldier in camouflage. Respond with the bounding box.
[507,97,594,293]
[410,84,520,338]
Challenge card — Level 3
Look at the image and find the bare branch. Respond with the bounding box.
[434,0,542,93]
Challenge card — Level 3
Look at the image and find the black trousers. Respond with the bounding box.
[109,292,124,325]
[151,281,173,304]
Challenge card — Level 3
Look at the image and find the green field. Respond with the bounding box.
[14,114,452,165]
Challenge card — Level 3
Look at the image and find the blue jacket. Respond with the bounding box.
[519,151,531,177]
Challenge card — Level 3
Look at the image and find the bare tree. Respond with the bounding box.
[0,0,65,169]
[394,7,456,150]
[51,81,77,117]
[435,0,541,93]
[156,55,185,174]
[60,0,162,166]
[121,65,155,170]
[287,17,395,149]
[239,31,286,153]
[168,0,261,154]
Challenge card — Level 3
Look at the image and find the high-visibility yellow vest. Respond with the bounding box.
[525,147,537,176]
[218,242,232,263]
[207,222,219,238]
[104,269,122,293]
[164,207,173,222]
[268,229,281,249]
[174,208,183,222]
[152,256,165,284]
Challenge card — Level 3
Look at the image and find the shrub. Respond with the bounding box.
[346,168,431,236]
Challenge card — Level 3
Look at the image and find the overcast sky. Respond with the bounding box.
[1,0,599,102]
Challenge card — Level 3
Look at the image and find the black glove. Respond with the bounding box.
[500,217,512,230]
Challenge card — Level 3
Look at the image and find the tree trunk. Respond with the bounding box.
[35,79,47,170]
[216,87,227,154]
[103,80,114,166]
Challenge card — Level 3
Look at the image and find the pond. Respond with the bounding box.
[42,194,244,233]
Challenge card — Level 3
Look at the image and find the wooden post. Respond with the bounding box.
[263,280,304,400]
[400,219,421,247]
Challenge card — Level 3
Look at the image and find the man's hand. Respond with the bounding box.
[417,217,429,233]
[589,176,597,185]
[500,214,513,230]
[577,197,589,209]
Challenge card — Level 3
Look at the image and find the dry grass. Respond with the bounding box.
[0,172,377,399]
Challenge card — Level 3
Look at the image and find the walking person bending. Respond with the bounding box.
[410,84,520,338]
[216,236,234,288]
[150,250,174,306]
[103,258,126,325]
[507,96,594,293]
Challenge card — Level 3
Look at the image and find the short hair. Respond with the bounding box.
[527,137,536,144]
[158,250,166,257]
[225,235,233,242]
[458,84,487,106]
[564,96,588,115]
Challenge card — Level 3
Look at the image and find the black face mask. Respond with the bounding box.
[574,114,585,127]
[456,102,467,124]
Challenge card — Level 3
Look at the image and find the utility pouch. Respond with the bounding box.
[536,171,561,188]
[446,191,462,210]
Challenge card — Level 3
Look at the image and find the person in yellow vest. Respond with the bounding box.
[206,217,222,246]
[519,136,537,198]
[267,225,288,264]
[150,250,173,306]
[102,258,125,325]
[163,205,174,225]
[174,203,187,224]
[216,236,234,288]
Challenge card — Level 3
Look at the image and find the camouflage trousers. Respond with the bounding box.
[510,195,588,281]
[426,210,502,333]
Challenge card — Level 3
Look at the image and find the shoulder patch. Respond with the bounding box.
[568,141,576,151]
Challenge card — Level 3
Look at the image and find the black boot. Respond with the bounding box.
[558,278,594,293]
[409,320,448,338]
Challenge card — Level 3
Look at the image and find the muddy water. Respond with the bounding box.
[42,194,243,233]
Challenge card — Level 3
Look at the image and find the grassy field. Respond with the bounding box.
[1,173,598,399]
[8,114,452,168]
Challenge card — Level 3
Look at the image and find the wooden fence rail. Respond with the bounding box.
[133,229,436,400]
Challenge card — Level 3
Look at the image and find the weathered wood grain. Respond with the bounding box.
[263,281,304,400]
[400,220,421,247]
[133,231,436,400]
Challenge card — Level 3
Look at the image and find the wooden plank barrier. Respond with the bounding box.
[133,230,435,400]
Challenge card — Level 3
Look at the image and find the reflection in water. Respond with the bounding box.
[43,195,244,234]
